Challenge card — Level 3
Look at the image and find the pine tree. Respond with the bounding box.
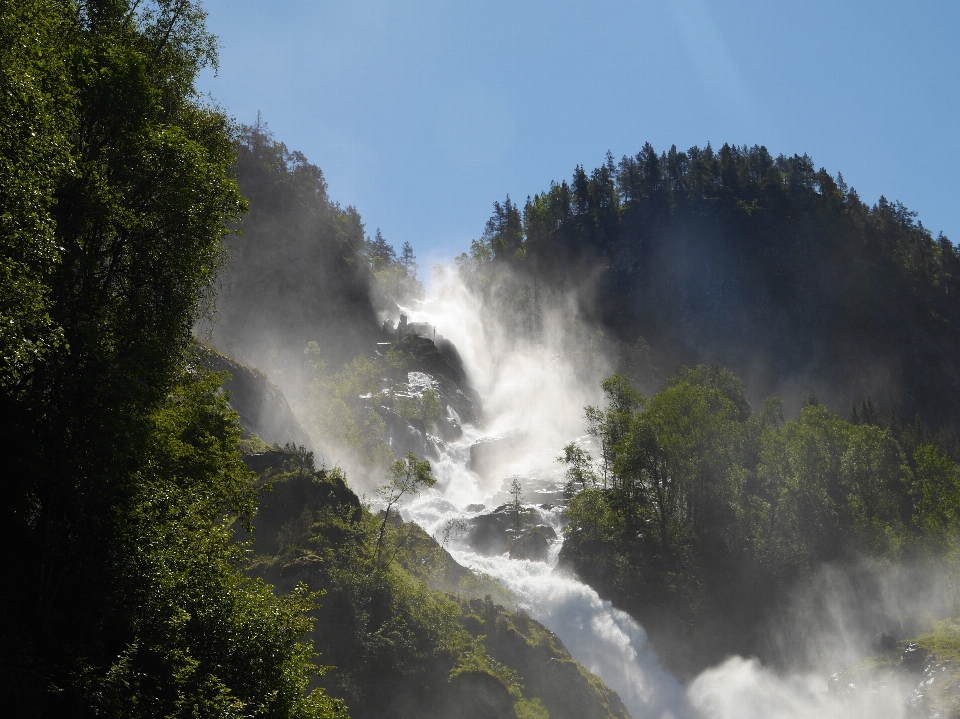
[367,228,396,269]
[400,240,417,278]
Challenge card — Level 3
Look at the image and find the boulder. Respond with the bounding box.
[509,525,558,562]
[468,510,513,555]
[899,643,933,673]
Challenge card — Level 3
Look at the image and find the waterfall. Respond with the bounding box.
[392,270,909,719]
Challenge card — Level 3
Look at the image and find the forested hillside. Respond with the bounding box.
[467,144,960,433]
[208,122,423,393]
[0,2,343,716]
[243,446,630,719]
[5,1,960,717]
[0,4,625,717]
[558,368,960,677]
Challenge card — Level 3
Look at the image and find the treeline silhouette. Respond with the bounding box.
[473,143,959,435]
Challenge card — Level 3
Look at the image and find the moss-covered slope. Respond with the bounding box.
[245,447,629,719]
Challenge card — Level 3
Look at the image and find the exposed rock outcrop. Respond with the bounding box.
[356,333,483,461]
[245,446,629,719]
[466,505,558,562]
[206,351,312,449]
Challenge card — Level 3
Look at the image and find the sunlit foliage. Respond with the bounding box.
[0,2,344,715]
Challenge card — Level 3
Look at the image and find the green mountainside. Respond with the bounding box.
[4,1,960,717]
[2,3,342,716]
[556,369,960,678]
[468,145,960,433]
[239,445,629,719]
[207,122,422,392]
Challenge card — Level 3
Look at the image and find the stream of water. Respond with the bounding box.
[390,273,908,719]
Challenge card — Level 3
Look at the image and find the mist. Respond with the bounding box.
[202,127,957,718]
[382,264,952,719]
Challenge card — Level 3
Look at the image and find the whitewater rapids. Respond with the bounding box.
[392,269,909,719]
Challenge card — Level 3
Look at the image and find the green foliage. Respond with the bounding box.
[365,228,424,303]
[246,449,627,718]
[450,637,523,698]
[560,366,960,674]
[240,433,276,454]
[100,371,345,719]
[558,442,599,495]
[470,142,960,436]
[913,444,960,542]
[0,0,72,389]
[376,452,436,564]
[1,3,341,716]
[304,342,396,469]
[252,465,471,717]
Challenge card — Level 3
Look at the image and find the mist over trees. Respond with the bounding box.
[209,122,423,392]
[560,368,960,676]
[0,2,343,716]
[453,144,960,680]
[464,143,960,437]
[4,0,960,714]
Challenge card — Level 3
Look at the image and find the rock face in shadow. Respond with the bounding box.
[466,505,557,562]
[210,130,392,386]
[509,525,557,562]
[444,671,518,719]
[207,351,312,448]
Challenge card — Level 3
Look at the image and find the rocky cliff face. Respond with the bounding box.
[829,628,960,719]
[361,333,483,461]
[206,350,312,449]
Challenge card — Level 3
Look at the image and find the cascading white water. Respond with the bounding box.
[404,487,690,719]
[394,269,909,719]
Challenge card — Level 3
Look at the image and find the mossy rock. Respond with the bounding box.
[390,334,464,384]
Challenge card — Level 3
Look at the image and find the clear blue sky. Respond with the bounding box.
[197,0,959,266]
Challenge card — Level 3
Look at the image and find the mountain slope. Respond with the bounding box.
[483,144,959,431]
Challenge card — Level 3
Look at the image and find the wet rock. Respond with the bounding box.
[900,643,933,674]
[434,410,463,441]
[467,507,557,562]
[509,525,558,562]
[875,632,898,652]
[508,530,546,561]
[468,510,514,555]
[435,334,468,383]
[903,659,956,718]
[465,503,486,513]
[375,405,432,458]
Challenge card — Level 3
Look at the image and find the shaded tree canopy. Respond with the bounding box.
[561,368,960,676]
[0,2,344,716]
[464,143,960,434]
